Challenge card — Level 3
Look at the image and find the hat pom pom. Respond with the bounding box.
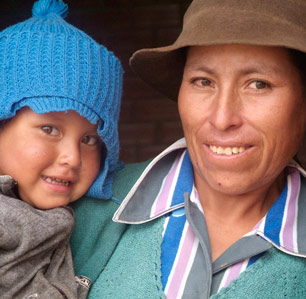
[32,0,68,18]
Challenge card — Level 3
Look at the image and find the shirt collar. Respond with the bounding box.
[255,166,306,257]
[113,138,306,258]
[113,138,188,223]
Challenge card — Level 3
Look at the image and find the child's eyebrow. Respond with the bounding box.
[36,113,66,122]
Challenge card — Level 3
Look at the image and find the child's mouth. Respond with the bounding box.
[42,175,71,186]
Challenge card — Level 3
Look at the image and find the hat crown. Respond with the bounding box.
[32,0,68,18]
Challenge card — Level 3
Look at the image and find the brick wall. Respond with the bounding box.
[0,0,192,163]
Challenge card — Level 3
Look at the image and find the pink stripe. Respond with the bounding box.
[166,224,196,298]
[152,153,184,216]
[252,217,263,231]
[281,169,300,251]
[223,260,245,287]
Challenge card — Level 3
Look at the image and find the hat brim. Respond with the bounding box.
[130,5,306,101]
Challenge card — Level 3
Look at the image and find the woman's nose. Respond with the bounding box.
[208,87,243,131]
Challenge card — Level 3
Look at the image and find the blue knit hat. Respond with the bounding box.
[0,0,123,199]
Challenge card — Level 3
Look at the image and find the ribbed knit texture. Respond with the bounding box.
[0,0,123,199]
[88,225,306,299]
[212,248,306,299]
[70,160,151,283]
[72,159,164,298]
[89,217,166,299]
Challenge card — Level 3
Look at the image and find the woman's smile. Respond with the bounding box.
[208,145,246,156]
[203,142,256,168]
[179,44,306,196]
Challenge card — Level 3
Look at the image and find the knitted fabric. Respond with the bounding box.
[212,248,306,299]
[88,217,166,299]
[70,159,151,283]
[88,223,306,299]
[0,0,123,199]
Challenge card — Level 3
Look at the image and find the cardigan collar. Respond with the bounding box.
[113,138,306,258]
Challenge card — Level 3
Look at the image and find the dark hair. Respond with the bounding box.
[0,118,12,129]
[0,108,25,129]
[288,48,306,92]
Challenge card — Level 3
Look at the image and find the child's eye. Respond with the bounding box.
[41,125,60,136]
[82,135,99,145]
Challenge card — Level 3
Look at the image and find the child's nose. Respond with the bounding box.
[59,142,82,169]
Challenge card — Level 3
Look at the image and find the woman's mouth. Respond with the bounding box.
[209,145,247,156]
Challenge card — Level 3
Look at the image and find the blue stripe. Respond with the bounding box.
[160,150,194,288]
[161,210,186,288]
[247,251,266,268]
[263,182,288,246]
[170,151,194,207]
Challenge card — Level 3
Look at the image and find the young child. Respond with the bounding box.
[0,0,122,298]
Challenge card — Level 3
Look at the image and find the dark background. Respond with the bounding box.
[0,0,192,163]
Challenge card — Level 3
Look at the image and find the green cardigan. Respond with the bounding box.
[70,160,150,283]
[71,162,306,298]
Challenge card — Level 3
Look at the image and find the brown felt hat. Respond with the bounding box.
[129,0,306,168]
[130,0,306,101]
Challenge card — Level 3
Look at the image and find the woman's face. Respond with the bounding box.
[178,44,306,196]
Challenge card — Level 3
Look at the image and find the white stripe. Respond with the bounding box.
[162,212,171,237]
[190,185,204,214]
[218,266,231,292]
[150,153,181,217]
[279,172,300,253]
[164,221,191,295]
[292,174,300,253]
[279,174,291,248]
[256,215,267,234]
[176,238,199,299]
[240,257,250,272]
[218,257,250,293]
[164,151,186,214]
[288,160,306,177]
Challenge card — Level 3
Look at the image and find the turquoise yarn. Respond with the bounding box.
[32,0,68,18]
[0,0,123,199]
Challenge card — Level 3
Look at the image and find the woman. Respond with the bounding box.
[71,0,306,298]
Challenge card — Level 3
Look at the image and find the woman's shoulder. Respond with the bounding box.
[112,159,152,201]
[70,159,152,282]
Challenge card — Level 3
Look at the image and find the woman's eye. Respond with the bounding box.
[82,135,99,146]
[41,125,60,136]
[192,78,213,88]
[249,80,270,90]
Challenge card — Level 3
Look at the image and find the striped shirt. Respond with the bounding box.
[114,138,306,298]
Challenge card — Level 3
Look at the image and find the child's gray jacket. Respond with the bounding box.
[0,176,89,298]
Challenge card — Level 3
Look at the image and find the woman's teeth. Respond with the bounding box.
[209,145,246,155]
[43,176,70,186]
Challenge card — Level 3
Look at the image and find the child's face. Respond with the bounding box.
[0,108,102,209]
